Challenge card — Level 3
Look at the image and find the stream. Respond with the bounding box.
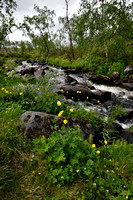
[10,60,133,142]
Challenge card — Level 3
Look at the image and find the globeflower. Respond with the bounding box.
[104,140,108,145]
[1,88,4,90]
[20,92,23,95]
[58,110,64,117]
[63,119,68,124]
[96,150,100,154]
[92,144,96,148]
[70,108,73,112]
[57,101,61,106]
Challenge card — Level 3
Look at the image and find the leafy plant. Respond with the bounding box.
[33,125,100,185]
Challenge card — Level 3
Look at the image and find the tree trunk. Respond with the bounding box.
[65,0,75,60]
[104,40,108,58]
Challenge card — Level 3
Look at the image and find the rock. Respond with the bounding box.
[121,130,133,144]
[122,83,133,91]
[21,67,36,75]
[89,90,111,103]
[34,69,45,78]
[14,60,23,65]
[61,84,91,101]
[124,66,133,76]
[102,100,115,110]
[19,111,95,140]
[110,72,119,80]
[64,69,81,74]
[65,75,78,85]
[89,74,111,85]
[86,80,95,90]
[116,109,133,123]
[60,85,111,102]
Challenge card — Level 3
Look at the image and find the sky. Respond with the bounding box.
[8,0,81,41]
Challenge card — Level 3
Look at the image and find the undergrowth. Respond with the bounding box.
[0,62,133,200]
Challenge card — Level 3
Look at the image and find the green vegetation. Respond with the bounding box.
[0,65,133,199]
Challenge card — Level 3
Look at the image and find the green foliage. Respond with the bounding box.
[102,105,127,141]
[3,59,18,72]
[107,61,125,78]
[85,49,104,72]
[33,126,100,185]
[108,37,127,61]
[96,61,111,75]
[0,0,17,48]
[129,125,133,132]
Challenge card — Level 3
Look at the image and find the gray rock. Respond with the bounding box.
[19,111,95,140]
[124,66,133,76]
[110,72,119,80]
[122,83,133,91]
[65,75,78,85]
[34,69,45,77]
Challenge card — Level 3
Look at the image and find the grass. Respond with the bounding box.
[0,61,133,200]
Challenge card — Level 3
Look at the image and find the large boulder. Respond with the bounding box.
[19,111,95,140]
[60,84,91,101]
[60,85,111,102]
[121,83,133,91]
[124,66,133,76]
[89,74,111,85]
[110,72,119,81]
[21,67,36,75]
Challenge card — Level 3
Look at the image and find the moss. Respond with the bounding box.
[23,117,30,122]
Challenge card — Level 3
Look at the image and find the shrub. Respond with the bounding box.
[3,59,18,72]
[33,125,101,185]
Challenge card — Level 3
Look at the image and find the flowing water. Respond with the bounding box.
[13,61,133,130]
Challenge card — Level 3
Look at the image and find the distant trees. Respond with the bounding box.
[0,0,17,48]
[22,5,56,56]
[58,0,75,60]
[71,0,133,59]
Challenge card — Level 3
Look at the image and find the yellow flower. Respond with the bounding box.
[96,150,100,154]
[38,172,41,175]
[57,101,61,106]
[58,110,64,117]
[10,92,12,94]
[92,144,96,148]
[97,100,100,103]
[70,109,73,112]
[1,88,4,90]
[72,97,73,99]
[79,91,82,93]
[32,171,35,174]
[6,91,8,93]
[66,91,68,93]
[105,117,107,121]
[104,140,108,145]
[63,119,68,124]
[61,89,63,91]
[77,91,79,93]
[20,92,23,95]
[87,96,89,99]
[37,88,40,90]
